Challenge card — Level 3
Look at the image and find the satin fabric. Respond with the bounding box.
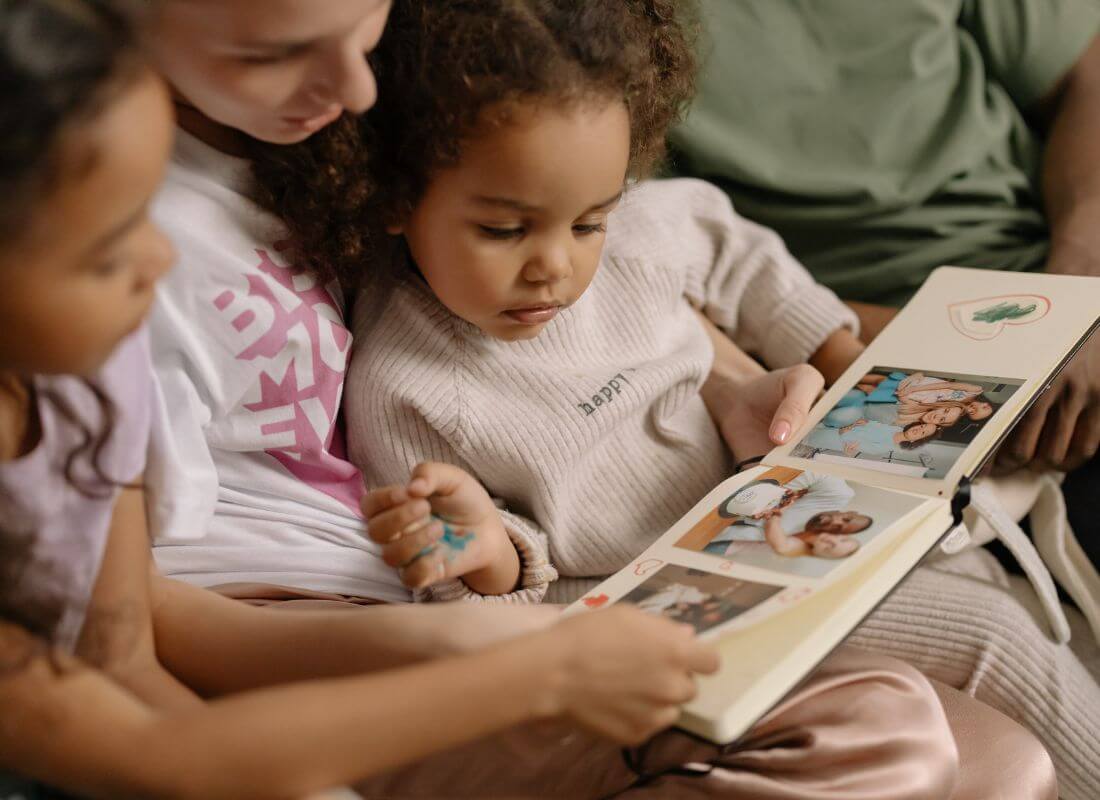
[351,646,1055,799]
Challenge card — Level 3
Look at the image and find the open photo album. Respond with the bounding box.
[564,266,1100,745]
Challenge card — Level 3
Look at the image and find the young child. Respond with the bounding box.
[349,0,863,603]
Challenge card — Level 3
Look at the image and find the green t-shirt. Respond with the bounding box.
[670,0,1100,305]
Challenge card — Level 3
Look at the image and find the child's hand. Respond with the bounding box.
[530,607,720,745]
[710,365,824,462]
[843,441,862,457]
[363,462,520,595]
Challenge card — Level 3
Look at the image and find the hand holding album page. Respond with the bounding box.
[565,267,1099,745]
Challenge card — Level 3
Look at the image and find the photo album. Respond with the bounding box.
[564,266,1100,745]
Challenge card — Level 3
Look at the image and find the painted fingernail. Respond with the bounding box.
[771,421,792,444]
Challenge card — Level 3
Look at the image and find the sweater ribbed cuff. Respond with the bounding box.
[414,515,558,604]
[756,283,859,369]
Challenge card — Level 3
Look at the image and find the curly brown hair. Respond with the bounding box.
[250,0,698,289]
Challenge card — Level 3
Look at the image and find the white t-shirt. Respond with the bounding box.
[146,129,409,601]
[711,473,856,545]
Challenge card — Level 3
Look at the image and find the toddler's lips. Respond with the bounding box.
[504,305,561,324]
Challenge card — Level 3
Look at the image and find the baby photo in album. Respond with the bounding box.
[674,468,926,579]
[619,565,782,634]
[790,366,1024,479]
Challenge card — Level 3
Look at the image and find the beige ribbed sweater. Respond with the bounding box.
[346,178,856,603]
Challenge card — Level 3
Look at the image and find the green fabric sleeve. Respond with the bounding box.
[960,0,1100,109]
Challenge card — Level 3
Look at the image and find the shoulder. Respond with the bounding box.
[605,178,741,269]
[349,275,466,399]
[153,142,287,299]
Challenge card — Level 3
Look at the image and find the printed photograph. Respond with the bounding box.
[674,468,926,579]
[789,366,1024,479]
[620,565,782,634]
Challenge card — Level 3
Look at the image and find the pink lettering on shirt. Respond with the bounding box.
[213,246,363,515]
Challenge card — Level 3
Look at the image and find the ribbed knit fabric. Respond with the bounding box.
[853,548,1100,800]
[346,179,857,603]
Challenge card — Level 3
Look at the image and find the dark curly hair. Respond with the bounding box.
[251,0,698,288]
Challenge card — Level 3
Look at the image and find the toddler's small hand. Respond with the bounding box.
[363,463,518,594]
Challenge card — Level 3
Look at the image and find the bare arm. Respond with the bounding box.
[76,486,200,710]
[1039,35,1100,278]
[996,34,1100,472]
[151,574,557,695]
[1,605,717,800]
[762,515,810,557]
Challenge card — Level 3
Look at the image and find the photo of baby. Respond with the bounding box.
[790,367,1024,479]
[620,565,782,634]
[674,468,926,579]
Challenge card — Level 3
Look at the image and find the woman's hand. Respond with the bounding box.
[711,365,825,462]
[532,607,720,744]
[363,462,520,595]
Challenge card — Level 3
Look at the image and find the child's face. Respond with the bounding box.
[394,100,631,341]
[966,400,993,420]
[0,73,176,376]
[152,0,391,144]
[811,533,859,559]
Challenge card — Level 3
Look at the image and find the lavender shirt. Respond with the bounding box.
[0,330,153,652]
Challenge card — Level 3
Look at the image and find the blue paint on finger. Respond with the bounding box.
[432,516,476,561]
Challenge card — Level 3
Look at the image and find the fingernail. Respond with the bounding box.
[771,421,791,444]
[402,516,431,536]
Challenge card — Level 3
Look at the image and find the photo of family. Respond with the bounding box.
[674,468,926,579]
[789,367,1024,479]
[620,565,782,634]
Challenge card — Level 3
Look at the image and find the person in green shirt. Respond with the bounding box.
[670,0,1100,537]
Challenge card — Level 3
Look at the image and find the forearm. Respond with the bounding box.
[1042,36,1100,277]
[18,634,557,800]
[697,310,766,416]
[808,328,864,386]
[145,640,553,799]
[152,576,554,694]
[762,517,801,556]
[844,301,897,345]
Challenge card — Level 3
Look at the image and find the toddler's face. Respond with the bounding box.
[811,533,859,559]
[393,99,631,341]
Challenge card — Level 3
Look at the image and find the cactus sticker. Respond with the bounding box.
[948,294,1050,341]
